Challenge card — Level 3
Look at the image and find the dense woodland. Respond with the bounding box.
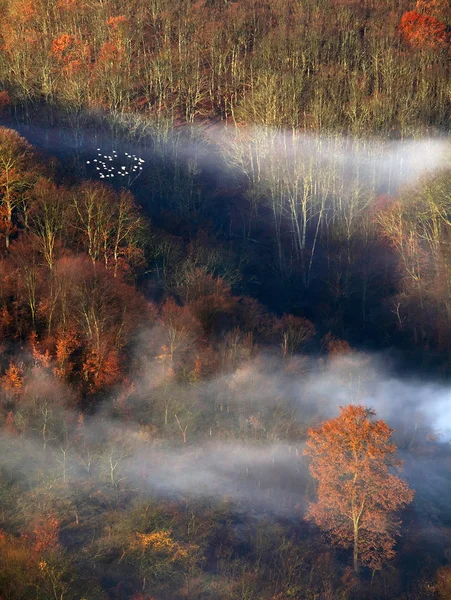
[0,0,450,133]
[0,0,450,599]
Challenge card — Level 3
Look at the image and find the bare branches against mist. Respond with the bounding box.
[1,350,450,520]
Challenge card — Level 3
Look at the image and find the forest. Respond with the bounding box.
[0,0,450,598]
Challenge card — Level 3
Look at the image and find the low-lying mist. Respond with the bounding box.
[2,112,450,198]
[1,350,450,521]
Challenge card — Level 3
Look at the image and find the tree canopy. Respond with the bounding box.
[304,405,414,573]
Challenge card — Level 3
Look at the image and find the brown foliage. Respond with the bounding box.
[0,530,40,598]
[277,314,316,357]
[236,296,274,341]
[159,298,202,364]
[181,269,237,333]
[436,565,451,599]
[416,0,451,22]
[4,0,36,23]
[322,332,352,356]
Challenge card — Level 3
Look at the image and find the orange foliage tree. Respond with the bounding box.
[53,328,80,379]
[399,11,448,49]
[51,32,91,82]
[304,405,414,573]
[129,529,200,593]
[1,361,23,405]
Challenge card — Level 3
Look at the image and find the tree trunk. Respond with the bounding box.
[353,522,359,574]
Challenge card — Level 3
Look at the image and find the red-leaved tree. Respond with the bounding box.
[399,11,448,49]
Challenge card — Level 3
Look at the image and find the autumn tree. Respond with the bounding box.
[1,361,23,408]
[8,234,43,330]
[128,529,200,594]
[68,257,151,392]
[26,178,69,271]
[0,0,41,101]
[399,11,448,49]
[277,314,316,358]
[158,298,202,367]
[50,32,91,107]
[185,270,237,334]
[0,128,41,249]
[29,255,152,392]
[375,171,451,350]
[71,182,145,277]
[304,405,414,574]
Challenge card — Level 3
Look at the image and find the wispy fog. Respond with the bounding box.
[1,352,449,519]
[2,114,449,198]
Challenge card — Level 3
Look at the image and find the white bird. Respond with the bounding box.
[86,161,90,164]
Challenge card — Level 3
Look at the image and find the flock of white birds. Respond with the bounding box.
[86,148,145,182]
